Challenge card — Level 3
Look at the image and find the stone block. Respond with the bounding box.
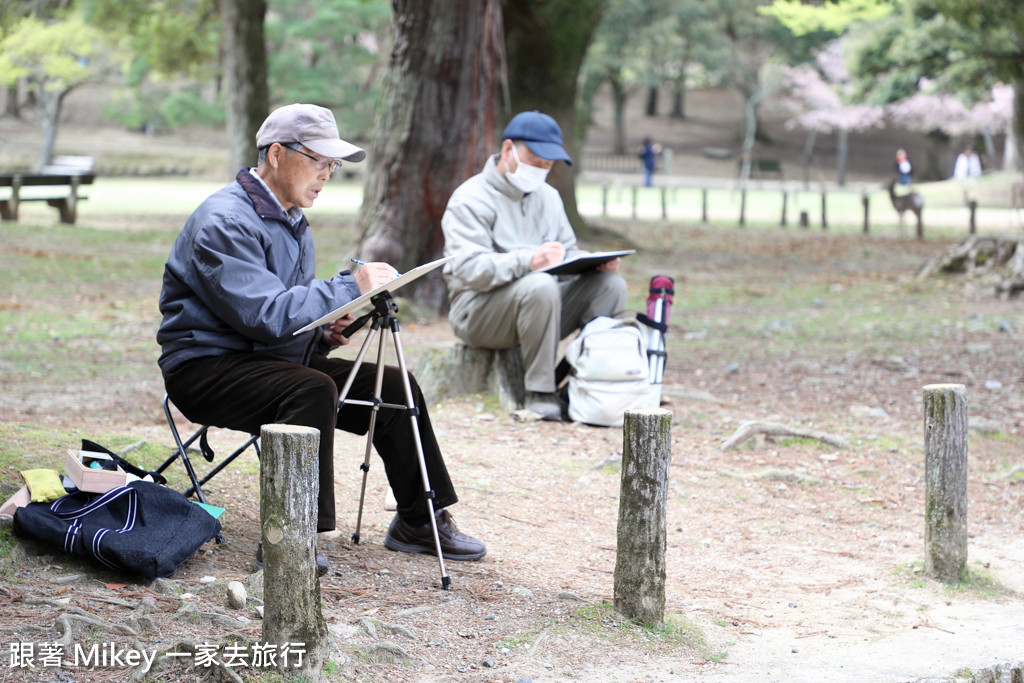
[416,343,526,412]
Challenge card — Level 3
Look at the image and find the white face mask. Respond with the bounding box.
[505,144,550,193]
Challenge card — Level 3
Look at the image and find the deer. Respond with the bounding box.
[887,179,924,238]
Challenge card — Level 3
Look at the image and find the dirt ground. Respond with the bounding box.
[3,224,1024,683]
[2,85,1023,683]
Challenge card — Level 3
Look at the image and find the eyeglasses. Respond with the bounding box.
[284,143,342,174]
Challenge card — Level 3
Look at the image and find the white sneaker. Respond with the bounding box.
[384,487,398,511]
[525,392,564,421]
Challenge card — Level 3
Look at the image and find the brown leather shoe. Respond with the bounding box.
[384,510,487,561]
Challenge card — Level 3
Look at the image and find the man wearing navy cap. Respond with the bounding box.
[441,111,627,421]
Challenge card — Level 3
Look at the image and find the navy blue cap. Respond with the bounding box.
[502,111,572,166]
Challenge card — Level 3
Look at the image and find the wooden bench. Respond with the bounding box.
[0,171,95,225]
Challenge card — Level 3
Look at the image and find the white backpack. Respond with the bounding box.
[565,317,661,427]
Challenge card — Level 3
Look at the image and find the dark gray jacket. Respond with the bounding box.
[157,169,360,373]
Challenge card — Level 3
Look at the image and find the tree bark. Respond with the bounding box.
[4,83,19,118]
[260,424,328,679]
[644,86,658,117]
[504,0,607,239]
[220,0,269,178]
[923,384,968,583]
[357,0,504,313]
[614,408,672,627]
[609,73,629,154]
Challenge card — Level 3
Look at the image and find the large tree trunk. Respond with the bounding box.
[357,0,505,313]
[221,0,269,177]
[504,0,607,239]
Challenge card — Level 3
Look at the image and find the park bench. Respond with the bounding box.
[0,156,95,225]
[738,157,783,179]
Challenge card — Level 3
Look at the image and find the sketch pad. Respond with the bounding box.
[294,256,452,335]
[540,249,635,276]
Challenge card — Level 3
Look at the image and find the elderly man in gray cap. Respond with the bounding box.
[157,103,486,575]
[441,111,628,421]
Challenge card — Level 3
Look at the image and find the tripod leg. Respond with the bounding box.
[350,325,389,545]
[388,318,451,590]
[337,319,380,405]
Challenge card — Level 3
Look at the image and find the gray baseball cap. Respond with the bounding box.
[256,103,366,162]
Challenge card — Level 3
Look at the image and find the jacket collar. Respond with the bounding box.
[483,154,527,200]
[235,168,308,237]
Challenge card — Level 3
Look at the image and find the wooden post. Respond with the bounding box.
[614,408,672,627]
[923,384,968,583]
[820,191,828,230]
[701,188,708,223]
[780,190,788,227]
[739,189,747,226]
[261,424,328,677]
[861,190,870,234]
[968,200,977,234]
[661,187,667,219]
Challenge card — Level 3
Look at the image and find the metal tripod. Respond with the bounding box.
[335,290,451,590]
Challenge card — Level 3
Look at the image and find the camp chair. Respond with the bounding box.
[158,394,261,506]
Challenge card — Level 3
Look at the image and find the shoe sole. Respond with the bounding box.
[384,536,486,561]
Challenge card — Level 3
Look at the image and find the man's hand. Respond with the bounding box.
[530,241,566,270]
[323,313,356,346]
[353,261,399,294]
[596,256,621,274]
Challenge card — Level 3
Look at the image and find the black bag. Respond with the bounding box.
[79,438,167,485]
[13,480,220,579]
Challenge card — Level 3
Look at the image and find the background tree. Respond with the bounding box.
[264,0,392,139]
[931,0,1024,171]
[504,0,606,238]
[220,0,269,173]
[355,0,505,311]
[0,9,115,170]
[580,0,654,154]
[845,0,1024,177]
[771,41,884,187]
[662,0,726,120]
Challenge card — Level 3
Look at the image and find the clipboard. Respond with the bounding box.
[294,256,453,335]
[540,249,635,276]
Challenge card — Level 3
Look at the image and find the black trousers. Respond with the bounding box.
[163,352,457,531]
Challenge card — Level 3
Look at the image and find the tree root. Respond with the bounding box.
[720,421,850,451]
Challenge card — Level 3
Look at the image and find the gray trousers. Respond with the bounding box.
[449,271,627,393]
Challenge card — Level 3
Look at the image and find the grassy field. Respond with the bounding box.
[0,173,984,493]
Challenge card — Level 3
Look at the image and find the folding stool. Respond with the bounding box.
[158,394,261,506]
